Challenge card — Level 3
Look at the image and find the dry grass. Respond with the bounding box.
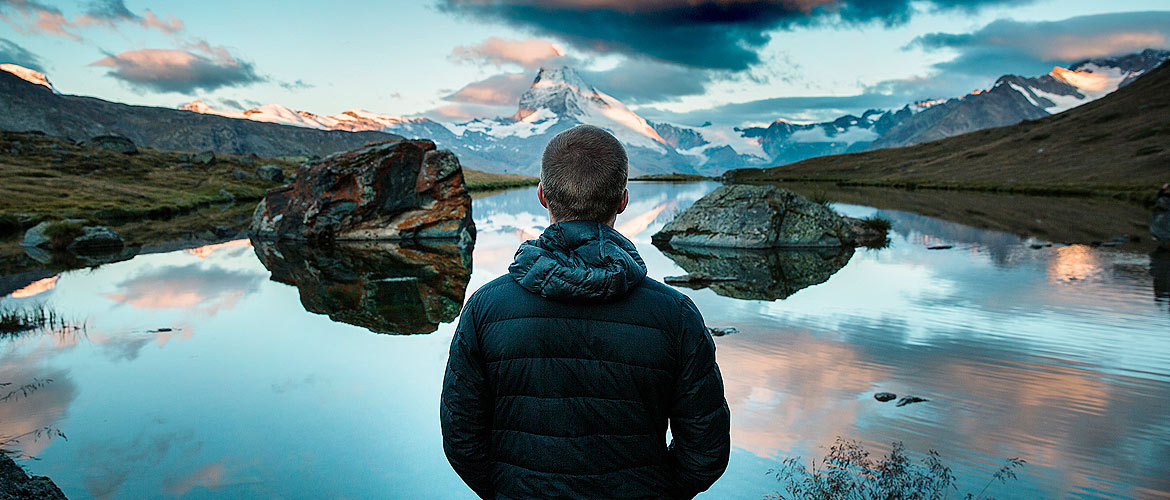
[463,168,539,191]
[0,131,294,220]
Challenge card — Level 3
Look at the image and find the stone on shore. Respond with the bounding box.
[249,139,475,245]
[0,454,68,500]
[82,134,137,154]
[1153,192,1170,245]
[256,164,284,183]
[652,184,881,248]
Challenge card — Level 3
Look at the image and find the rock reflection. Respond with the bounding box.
[1153,249,1170,307]
[252,240,472,335]
[655,244,854,301]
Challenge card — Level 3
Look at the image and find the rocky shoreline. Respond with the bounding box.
[0,455,67,500]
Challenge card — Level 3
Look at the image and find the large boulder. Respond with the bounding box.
[82,134,137,154]
[249,139,474,245]
[255,164,284,182]
[252,239,472,335]
[652,184,864,248]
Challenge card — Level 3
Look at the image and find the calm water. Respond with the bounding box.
[2,182,1169,499]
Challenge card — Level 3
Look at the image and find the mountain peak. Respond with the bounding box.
[0,64,57,93]
[514,66,598,121]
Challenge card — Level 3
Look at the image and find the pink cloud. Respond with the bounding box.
[90,48,264,93]
[445,72,531,105]
[451,37,568,69]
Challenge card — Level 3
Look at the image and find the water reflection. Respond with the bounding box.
[1,184,1169,499]
[251,240,472,335]
[656,244,854,300]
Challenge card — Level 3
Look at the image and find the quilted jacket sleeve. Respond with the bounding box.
[668,295,732,499]
[440,295,496,499]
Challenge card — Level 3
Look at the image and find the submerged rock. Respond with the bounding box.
[251,239,472,335]
[83,134,137,154]
[1153,190,1170,246]
[0,454,68,500]
[250,139,475,246]
[874,392,897,402]
[896,396,929,407]
[708,326,738,337]
[657,244,853,301]
[652,184,884,248]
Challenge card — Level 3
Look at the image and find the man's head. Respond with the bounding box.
[538,125,629,225]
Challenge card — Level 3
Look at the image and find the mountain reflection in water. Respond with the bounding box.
[1,183,1169,499]
[252,239,472,335]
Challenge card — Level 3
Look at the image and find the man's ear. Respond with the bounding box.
[616,189,629,215]
[537,183,549,209]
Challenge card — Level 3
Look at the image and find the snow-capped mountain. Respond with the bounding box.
[0,64,57,93]
[176,49,1169,174]
[870,49,1170,149]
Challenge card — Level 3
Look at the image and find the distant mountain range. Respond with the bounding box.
[725,57,1170,194]
[0,67,397,158]
[2,49,1167,174]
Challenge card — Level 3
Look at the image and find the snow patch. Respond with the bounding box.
[1,63,57,93]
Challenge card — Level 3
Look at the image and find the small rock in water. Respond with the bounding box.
[1090,241,1103,247]
[895,396,929,407]
[708,327,738,337]
[1030,244,1044,249]
[152,328,173,333]
[927,245,953,250]
[874,392,897,402]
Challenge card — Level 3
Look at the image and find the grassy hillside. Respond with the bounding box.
[463,169,539,191]
[727,61,1170,199]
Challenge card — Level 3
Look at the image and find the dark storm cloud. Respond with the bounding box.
[0,37,42,70]
[438,0,1035,70]
[90,48,265,94]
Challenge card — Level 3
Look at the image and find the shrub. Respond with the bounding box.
[861,217,892,232]
[767,437,1025,500]
[42,221,84,248]
[807,190,835,207]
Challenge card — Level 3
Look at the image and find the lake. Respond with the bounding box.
[2,181,1169,499]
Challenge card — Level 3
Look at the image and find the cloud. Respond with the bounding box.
[279,78,313,90]
[90,47,265,94]
[0,0,77,38]
[0,0,183,37]
[0,36,42,70]
[438,0,1035,71]
[639,93,910,126]
[876,11,1170,100]
[451,36,568,69]
[582,60,715,104]
[444,72,530,105]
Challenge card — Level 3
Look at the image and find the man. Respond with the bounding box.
[440,125,731,499]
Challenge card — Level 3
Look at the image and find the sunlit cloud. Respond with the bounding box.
[451,36,567,69]
[90,47,264,94]
[0,0,183,38]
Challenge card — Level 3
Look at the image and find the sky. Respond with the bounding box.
[1,0,1169,125]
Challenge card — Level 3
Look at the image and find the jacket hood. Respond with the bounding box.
[509,221,647,301]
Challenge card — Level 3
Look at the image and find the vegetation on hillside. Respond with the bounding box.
[728,62,1170,200]
[463,169,539,191]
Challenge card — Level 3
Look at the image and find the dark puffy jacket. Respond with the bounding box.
[441,220,731,500]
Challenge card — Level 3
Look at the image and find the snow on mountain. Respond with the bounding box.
[513,66,668,151]
[0,64,57,93]
[870,49,1170,150]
